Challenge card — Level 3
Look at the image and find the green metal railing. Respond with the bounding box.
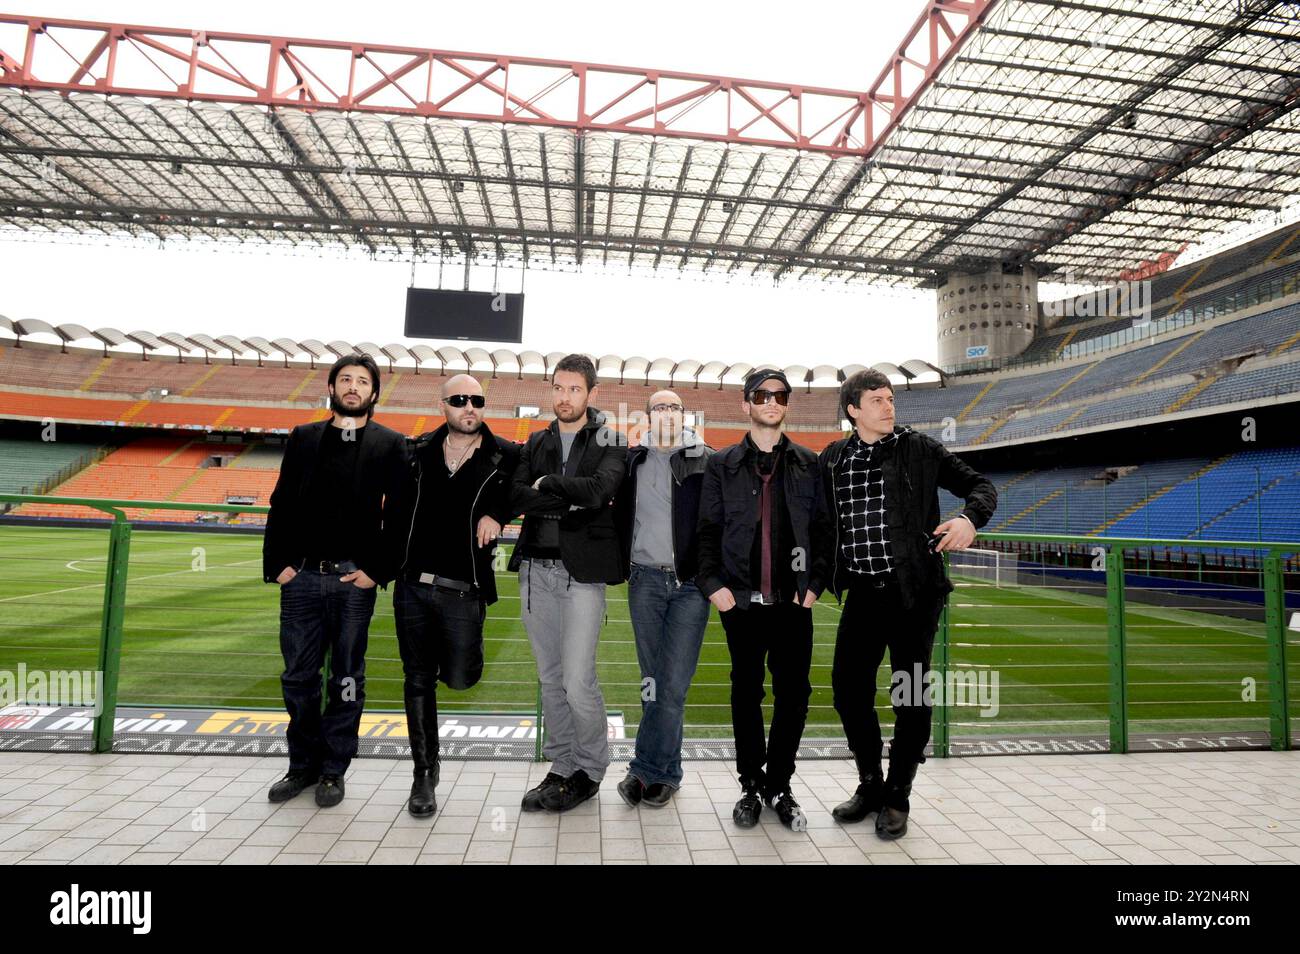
[939,530,1298,756]
[1,493,1296,757]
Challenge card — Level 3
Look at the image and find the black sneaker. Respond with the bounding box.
[315,774,345,808]
[642,782,674,808]
[521,772,566,813]
[539,770,600,812]
[732,785,763,828]
[767,788,808,832]
[616,772,645,808]
[268,769,319,803]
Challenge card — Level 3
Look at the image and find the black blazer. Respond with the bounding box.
[262,418,408,586]
[506,407,628,584]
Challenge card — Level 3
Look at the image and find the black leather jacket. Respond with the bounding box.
[384,419,520,605]
[695,434,832,606]
[506,407,628,584]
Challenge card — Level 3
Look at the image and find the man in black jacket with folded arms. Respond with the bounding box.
[696,368,832,831]
[820,368,996,839]
[383,373,519,818]
[262,353,407,809]
[506,354,627,813]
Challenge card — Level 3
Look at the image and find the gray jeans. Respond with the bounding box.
[519,559,610,781]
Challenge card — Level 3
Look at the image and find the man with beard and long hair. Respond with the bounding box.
[263,353,407,808]
[506,354,627,813]
[696,369,831,831]
[384,374,519,817]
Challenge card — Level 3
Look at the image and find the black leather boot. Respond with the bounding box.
[832,752,884,824]
[405,684,439,818]
[875,760,919,839]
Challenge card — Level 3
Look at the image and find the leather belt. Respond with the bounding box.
[407,570,477,594]
[853,572,897,589]
[307,559,357,574]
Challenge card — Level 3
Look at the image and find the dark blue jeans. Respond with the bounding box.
[626,564,711,789]
[392,580,487,693]
[278,568,377,776]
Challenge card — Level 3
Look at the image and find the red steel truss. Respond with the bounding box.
[0,4,993,158]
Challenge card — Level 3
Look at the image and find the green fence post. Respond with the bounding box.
[92,516,131,753]
[1262,555,1292,752]
[933,553,951,759]
[1104,548,1129,754]
[534,680,544,762]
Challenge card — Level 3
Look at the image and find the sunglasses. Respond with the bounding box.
[749,389,789,406]
[444,394,486,409]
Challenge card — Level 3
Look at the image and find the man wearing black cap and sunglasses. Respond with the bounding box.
[696,368,831,831]
[384,373,519,818]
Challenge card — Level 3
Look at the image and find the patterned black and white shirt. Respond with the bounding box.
[835,430,899,576]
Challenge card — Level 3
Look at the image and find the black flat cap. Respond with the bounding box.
[743,367,791,400]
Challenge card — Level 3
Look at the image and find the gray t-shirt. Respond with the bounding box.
[631,445,675,567]
[559,431,577,469]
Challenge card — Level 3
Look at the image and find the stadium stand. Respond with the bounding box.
[934,447,1300,546]
[0,437,103,495]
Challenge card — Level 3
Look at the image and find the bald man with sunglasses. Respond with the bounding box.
[385,374,520,817]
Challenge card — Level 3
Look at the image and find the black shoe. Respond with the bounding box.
[408,767,438,818]
[315,774,345,808]
[268,769,319,803]
[732,784,763,828]
[875,761,919,839]
[539,770,601,812]
[642,783,674,808]
[766,788,808,832]
[833,756,884,824]
[521,772,566,813]
[404,685,439,819]
[616,772,645,808]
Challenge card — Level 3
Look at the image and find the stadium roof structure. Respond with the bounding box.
[1,1,1299,287]
[0,314,948,388]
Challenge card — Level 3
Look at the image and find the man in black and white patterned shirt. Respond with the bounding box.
[817,368,996,839]
[835,427,899,577]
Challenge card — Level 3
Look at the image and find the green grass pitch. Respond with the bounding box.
[0,525,1295,741]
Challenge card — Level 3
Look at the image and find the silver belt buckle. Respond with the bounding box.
[418,572,436,585]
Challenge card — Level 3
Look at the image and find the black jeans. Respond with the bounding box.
[278,568,378,776]
[392,580,487,693]
[831,576,943,767]
[720,600,814,794]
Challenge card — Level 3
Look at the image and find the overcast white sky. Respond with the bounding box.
[3,1,944,370]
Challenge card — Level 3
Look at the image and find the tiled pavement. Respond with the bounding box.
[1,750,1297,865]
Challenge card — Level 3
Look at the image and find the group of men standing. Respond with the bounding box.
[263,352,996,838]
